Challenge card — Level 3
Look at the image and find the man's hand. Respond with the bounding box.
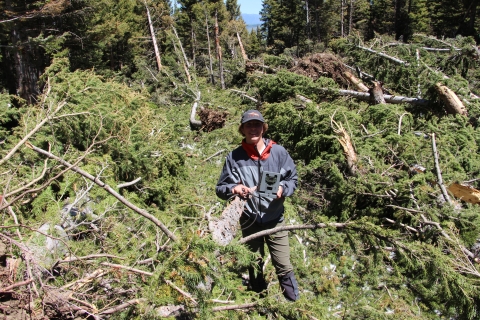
[232,184,256,198]
[276,185,283,199]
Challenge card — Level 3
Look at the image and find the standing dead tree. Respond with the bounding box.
[214,10,225,89]
[144,0,162,71]
[203,7,215,85]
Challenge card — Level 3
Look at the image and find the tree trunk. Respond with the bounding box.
[340,0,345,37]
[5,0,44,106]
[236,32,248,62]
[170,28,191,83]
[348,0,354,36]
[343,71,369,92]
[172,25,191,68]
[204,9,215,85]
[369,81,386,104]
[435,83,468,116]
[215,10,225,89]
[144,0,162,71]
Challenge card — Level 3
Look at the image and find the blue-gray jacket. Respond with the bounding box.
[216,138,297,225]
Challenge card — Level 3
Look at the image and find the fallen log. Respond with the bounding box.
[323,88,429,105]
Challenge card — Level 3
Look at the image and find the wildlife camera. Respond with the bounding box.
[258,171,281,197]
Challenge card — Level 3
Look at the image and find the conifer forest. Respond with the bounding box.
[2,0,480,319]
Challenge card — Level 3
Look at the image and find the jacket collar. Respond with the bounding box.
[242,138,275,160]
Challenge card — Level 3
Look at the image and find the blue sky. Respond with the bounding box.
[237,0,263,14]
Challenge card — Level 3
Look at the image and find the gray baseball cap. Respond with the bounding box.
[241,109,265,124]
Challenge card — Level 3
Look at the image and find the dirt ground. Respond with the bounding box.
[289,53,351,87]
[198,107,228,132]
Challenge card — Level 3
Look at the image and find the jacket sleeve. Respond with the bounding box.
[279,149,298,197]
[216,154,240,200]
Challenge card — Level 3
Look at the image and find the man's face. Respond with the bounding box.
[241,121,264,144]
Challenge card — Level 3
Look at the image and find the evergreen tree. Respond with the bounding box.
[260,0,308,55]
[226,0,241,20]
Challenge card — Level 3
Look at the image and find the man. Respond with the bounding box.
[216,109,300,301]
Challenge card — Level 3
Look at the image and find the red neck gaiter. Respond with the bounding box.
[242,139,275,160]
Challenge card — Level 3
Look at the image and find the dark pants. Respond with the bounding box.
[240,217,293,278]
[240,217,300,301]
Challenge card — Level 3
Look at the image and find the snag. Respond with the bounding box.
[435,83,468,116]
[331,115,357,176]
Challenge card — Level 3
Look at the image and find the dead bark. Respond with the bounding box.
[435,83,468,116]
[144,0,162,71]
[117,177,142,189]
[25,142,179,242]
[369,81,386,104]
[343,70,369,92]
[100,262,153,276]
[214,10,225,89]
[448,183,480,204]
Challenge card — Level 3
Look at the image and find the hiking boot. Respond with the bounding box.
[278,271,299,301]
[248,266,268,294]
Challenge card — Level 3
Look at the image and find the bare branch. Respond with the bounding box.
[230,89,258,103]
[0,279,34,293]
[117,177,142,189]
[203,149,226,162]
[356,45,409,65]
[165,279,198,306]
[100,262,153,276]
[99,298,147,315]
[0,100,67,166]
[238,223,349,244]
[431,133,452,205]
[25,142,178,242]
[326,88,429,105]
